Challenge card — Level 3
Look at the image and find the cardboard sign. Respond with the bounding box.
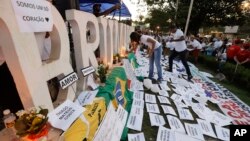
[48,100,84,131]
[81,66,95,77]
[59,72,78,89]
[11,0,53,32]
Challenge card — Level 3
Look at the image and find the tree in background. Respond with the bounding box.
[144,0,246,35]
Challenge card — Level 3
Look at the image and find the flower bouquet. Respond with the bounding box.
[15,107,49,141]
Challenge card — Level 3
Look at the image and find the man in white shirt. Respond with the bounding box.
[168,25,192,81]
[188,35,202,64]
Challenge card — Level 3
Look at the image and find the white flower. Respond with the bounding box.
[37,114,45,119]
[16,110,27,117]
[28,107,37,114]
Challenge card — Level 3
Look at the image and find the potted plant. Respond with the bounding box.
[97,64,108,83]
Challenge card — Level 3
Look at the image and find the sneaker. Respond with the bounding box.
[157,79,163,84]
[187,75,193,81]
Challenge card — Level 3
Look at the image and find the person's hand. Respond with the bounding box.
[114,3,121,9]
[148,50,153,58]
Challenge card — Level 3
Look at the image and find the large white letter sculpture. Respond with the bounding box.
[66,10,99,91]
[0,1,75,111]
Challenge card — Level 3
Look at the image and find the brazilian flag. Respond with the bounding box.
[96,67,133,140]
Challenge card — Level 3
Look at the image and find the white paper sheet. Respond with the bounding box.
[133,91,144,100]
[159,90,169,97]
[48,100,84,131]
[157,96,171,104]
[132,99,145,109]
[214,125,230,141]
[11,0,53,32]
[184,123,205,141]
[127,112,143,131]
[173,101,188,108]
[170,94,183,102]
[131,81,144,91]
[93,104,128,141]
[197,119,217,138]
[145,93,157,103]
[76,90,98,106]
[177,108,194,120]
[128,133,146,141]
[174,132,202,141]
[87,74,99,90]
[161,105,177,116]
[146,103,160,114]
[211,111,232,127]
[159,83,171,91]
[149,113,166,126]
[156,126,175,141]
[167,115,186,134]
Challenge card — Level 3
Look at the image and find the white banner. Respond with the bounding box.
[59,72,78,89]
[48,100,84,131]
[11,0,53,32]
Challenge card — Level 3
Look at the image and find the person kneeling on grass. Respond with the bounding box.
[130,32,163,83]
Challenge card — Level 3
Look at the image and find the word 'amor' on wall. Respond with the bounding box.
[0,0,134,111]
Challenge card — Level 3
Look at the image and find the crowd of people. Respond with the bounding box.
[130,25,250,81]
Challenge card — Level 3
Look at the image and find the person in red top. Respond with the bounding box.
[234,43,250,65]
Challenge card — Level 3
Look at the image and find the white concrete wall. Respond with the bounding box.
[0,0,134,110]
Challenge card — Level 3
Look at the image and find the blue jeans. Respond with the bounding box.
[149,46,163,80]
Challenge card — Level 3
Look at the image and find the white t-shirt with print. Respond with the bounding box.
[191,39,202,49]
[140,35,161,50]
[172,29,187,52]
